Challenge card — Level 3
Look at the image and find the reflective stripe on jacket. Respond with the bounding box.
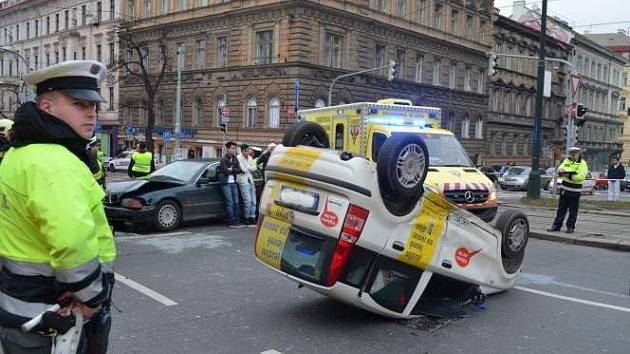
[559,157,588,193]
[131,151,153,173]
[0,144,115,325]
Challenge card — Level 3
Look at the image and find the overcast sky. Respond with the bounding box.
[494,0,630,34]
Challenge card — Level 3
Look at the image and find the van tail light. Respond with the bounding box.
[326,205,369,287]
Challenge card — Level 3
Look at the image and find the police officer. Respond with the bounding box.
[547,147,589,233]
[87,138,106,189]
[128,141,155,178]
[0,60,116,353]
[0,118,13,165]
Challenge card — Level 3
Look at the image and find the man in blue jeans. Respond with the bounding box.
[219,141,243,227]
[237,143,258,225]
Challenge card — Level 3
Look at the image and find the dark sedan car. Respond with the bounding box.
[104,159,262,231]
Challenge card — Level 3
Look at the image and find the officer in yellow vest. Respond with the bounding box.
[87,138,106,189]
[128,141,155,178]
[0,60,116,352]
[547,147,589,233]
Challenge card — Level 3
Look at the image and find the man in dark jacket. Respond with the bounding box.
[219,141,243,227]
[607,157,626,201]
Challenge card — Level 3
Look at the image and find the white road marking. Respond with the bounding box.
[519,273,630,299]
[261,350,284,354]
[116,231,192,240]
[114,272,178,306]
[515,286,630,313]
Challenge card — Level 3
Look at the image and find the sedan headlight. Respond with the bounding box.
[120,198,144,210]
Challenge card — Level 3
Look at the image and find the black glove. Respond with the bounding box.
[31,311,76,335]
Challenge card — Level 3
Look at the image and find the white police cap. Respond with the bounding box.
[25,60,107,102]
[568,147,581,152]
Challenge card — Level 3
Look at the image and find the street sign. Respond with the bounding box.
[220,106,231,117]
[570,75,582,97]
[543,70,552,97]
[163,130,171,141]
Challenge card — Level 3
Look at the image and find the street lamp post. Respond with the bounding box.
[526,0,549,199]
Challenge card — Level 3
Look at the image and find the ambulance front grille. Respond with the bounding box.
[444,190,488,204]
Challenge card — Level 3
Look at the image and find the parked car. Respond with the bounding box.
[104,159,263,231]
[107,150,134,172]
[479,166,498,184]
[540,167,556,190]
[595,172,608,190]
[254,126,530,319]
[548,172,595,195]
[499,166,547,191]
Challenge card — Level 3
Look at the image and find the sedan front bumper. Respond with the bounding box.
[105,205,157,223]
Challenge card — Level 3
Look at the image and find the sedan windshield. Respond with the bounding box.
[149,160,207,182]
[418,133,474,167]
[506,167,528,176]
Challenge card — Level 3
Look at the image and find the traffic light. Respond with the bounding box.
[220,122,227,133]
[387,60,396,81]
[488,54,499,76]
[575,103,587,127]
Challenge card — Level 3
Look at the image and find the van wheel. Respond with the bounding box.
[494,210,528,274]
[377,134,429,216]
[283,121,330,148]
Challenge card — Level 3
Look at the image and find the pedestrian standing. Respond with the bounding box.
[606,157,625,201]
[0,60,116,353]
[0,118,13,165]
[219,141,243,227]
[87,138,106,189]
[547,147,589,233]
[128,141,155,178]
[237,144,258,225]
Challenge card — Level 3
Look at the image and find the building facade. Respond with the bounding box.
[118,0,494,163]
[571,33,626,171]
[586,30,630,165]
[486,14,570,167]
[0,0,122,156]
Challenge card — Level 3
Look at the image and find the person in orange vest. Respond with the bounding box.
[128,142,155,178]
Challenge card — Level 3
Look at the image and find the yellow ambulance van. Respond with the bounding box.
[284,99,497,222]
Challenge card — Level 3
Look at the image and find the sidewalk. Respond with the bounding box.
[498,201,630,252]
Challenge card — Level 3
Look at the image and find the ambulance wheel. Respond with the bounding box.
[154,199,181,232]
[283,121,330,148]
[377,134,428,216]
[495,210,528,274]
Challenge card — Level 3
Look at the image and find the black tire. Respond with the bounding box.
[494,209,529,274]
[377,134,429,216]
[283,121,330,148]
[154,199,181,232]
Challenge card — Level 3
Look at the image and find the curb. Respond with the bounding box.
[529,231,630,252]
[500,202,628,217]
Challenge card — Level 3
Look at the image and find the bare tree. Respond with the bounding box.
[115,21,169,151]
[0,83,21,119]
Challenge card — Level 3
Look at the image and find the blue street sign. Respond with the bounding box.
[163,130,171,141]
[294,80,300,111]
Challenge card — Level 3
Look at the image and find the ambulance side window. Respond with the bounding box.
[371,133,387,161]
[335,124,344,150]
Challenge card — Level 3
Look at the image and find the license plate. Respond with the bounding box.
[276,186,320,214]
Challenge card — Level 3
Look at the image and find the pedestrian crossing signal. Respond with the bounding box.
[387,60,396,81]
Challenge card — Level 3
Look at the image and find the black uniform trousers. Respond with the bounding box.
[551,189,581,230]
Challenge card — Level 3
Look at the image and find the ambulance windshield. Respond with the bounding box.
[419,133,474,167]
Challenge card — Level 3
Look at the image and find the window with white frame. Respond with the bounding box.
[144,0,151,18]
[109,87,115,110]
[255,30,273,64]
[198,0,208,6]
[162,0,168,14]
[465,15,473,37]
[450,8,459,34]
[246,97,257,128]
[474,117,483,139]
[268,97,280,128]
[141,46,148,71]
[432,58,441,86]
[396,49,406,79]
[176,42,185,69]
[461,114,470,138]
[128,0,136,17]
[415,52,423,83]
[217,36,227,68]
[397,0,406,17]
[195,39,205,69]
[478,69,485,93]
[464,67,471,91]
[192,97,203,126]
[416,0,426,24]
[157,99,166,125]
[434,4,443,30]
[449,62,456,89]
[324,32,343,68]
[179,0,187,11]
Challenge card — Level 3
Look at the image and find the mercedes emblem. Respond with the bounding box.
[464,191,475,203]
